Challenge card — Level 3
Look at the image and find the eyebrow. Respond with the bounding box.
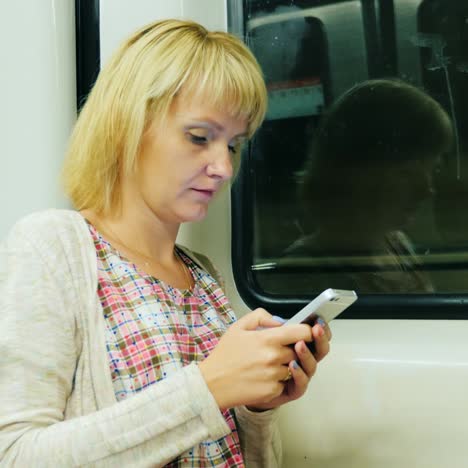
[184,119,248,138]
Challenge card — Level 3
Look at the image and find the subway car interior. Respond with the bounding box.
[2,0,468,466]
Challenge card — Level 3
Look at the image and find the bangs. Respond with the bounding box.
[181,38,267,137]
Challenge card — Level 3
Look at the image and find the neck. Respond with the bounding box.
[81,205,180,265]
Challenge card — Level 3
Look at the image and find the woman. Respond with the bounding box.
[0,19,330,467]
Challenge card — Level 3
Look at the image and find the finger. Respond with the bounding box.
[316,318,332,341]
[269,345,297,366]
[237,308,286,331]
[256,315,288,330]
[286,359,310,398]
[294,341,318,378]
[262,323,313,346]
[279,365,292,383]
[311,323,330,362]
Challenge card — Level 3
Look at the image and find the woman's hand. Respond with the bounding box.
[246,319,332,412]
[198,309,331,410]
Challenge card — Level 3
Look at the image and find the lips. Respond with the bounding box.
[193,188,215,195]
[190,188,216,200]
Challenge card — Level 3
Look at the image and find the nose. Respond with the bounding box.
[206,142,233,180]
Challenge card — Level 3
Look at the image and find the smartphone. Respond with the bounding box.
[286,288,357,327]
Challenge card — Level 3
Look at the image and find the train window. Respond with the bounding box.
[228,0,468,318]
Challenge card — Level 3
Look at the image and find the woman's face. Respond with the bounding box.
[125,92,247,225]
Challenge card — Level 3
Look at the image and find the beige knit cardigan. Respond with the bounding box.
[0,210,281,467]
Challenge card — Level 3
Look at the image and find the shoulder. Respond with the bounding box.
[2,209,98,301]
[6,209,88,248]
[8,208,83,234]
[3,209,95,275]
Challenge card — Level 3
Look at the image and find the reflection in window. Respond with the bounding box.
[282,79,453,294]
[231,0,468,304]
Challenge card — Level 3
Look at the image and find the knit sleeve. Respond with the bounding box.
[235,406,282,467]
[0,215,230,467]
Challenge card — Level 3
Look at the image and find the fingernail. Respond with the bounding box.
[316,317,327,327]
[272,315,287,324]
[292,360,299,369]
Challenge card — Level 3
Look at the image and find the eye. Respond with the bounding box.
[228,144,237,155]
[188,133,208,146]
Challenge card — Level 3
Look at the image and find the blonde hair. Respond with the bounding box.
[62,19,267,214]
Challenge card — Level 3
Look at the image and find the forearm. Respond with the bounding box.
[0,364,229,467]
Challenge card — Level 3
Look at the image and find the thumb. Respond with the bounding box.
[237,308,287,331]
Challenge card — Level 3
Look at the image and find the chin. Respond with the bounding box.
[179,205,209,223]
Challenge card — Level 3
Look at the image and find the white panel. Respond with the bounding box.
[181,0,227,31]
[279,319,468,468]
[99,0,183,65]
[0,0,75,239]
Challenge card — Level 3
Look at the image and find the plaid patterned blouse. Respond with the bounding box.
[88,222,244,467]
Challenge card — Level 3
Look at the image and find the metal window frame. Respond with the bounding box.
[229,0,468,319]
[75,0,101,111]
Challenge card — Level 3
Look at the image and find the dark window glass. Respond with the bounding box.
[229,0,468,318]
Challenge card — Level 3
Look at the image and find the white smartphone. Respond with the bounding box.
[285,288,357,326]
